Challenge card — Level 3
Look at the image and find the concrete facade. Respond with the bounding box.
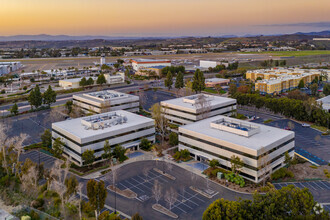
[73,90,140,113]
[52,110,155,166]
[178,116,295,183]
[161,94,236,126]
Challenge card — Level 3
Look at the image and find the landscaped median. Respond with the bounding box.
[152,204,178,219]
[153,168,176,180]
[189,186,214,199]
[107,185,137,199]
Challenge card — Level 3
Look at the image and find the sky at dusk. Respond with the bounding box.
[0,0,329,36]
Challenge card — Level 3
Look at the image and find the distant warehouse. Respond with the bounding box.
[161,94,236,126]
[52,110,155,166]
[130,58,171,71]
[59,72,124,90]
[179,116,295,183]
[0,61,22,75]
[73,90,139,113]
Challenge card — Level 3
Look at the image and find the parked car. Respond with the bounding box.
[284,127,291,130]
[302,123,311,128]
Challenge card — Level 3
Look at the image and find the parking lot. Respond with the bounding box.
[97,160,251,220]
[238,109,330,165]
[142,89,177,111]
[20,150,57,169]
[273,181,330,203]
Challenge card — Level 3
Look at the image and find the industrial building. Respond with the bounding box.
[199,60,229,69]
[205,78,230,87]
[130,58,171,71]
[73,90,139,113]
[246,68,321,94]
[0,61,22,75]
[178,116,295,183]
[52,110,155,165]
[59,72,124,89]
[160,94,236,126]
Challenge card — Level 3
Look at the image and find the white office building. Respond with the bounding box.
[131,58,171,71]
[73,90,140,113]
[161,94,236,125]
[179,116,295,183]
[52,110,155,166]
[199,60,229,68]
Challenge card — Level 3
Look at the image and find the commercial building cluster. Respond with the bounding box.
[246,68,324,94]
[51,89,294,183]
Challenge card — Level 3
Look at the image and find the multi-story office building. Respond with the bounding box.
[246,68,321,94]
[73,90,139,113]
[160,94,236,126]
[178,116,295,183]
[52,110,155,166]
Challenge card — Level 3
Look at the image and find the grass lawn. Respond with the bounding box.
[311,124,329,133]
[263,119,273,124]
[204,88,226,94]
[238,50,330,57]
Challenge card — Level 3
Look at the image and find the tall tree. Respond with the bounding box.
[87,77,95,86]
[28,84,43,109]
[164,71,173,90]
[101,140,112,163]
[65,100,73,114]
[52,137,64,158]
[298,79,305,89]
[230,155,243,174]
[87,179,107,219]
[9,103,19,115]
[41,129,52,147]
[43,85,57,107]
[82,149,95,167]
[97,74,107,85]
[175,71,184,89]
[79,77,87,87]
[192,69,205,93]
[310,83,318,96]
[150,103,168,146]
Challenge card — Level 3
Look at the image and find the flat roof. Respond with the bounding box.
[131,58,170,63]
[73,90,138,103]
[180,115,294,152]
[205,78,230,83]
[52,110,154,140]
[60,77,96,83]
[161,94,236,111]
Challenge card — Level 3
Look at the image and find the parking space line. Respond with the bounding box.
[183,190,205,203]
[177,193,199,206]
[148,170,169,183]
[123,180,145,192]
[319,181,330,190]
[130,177,152,190]
[311,182,324,190]
[172,204,187,214]
[174,199,193,210]
[305,182,317,191]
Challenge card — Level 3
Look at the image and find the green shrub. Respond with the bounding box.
[271,167,294,180]
[224,172,245,187]
[209,159,220,168]
[173,151,181,161]
[29,210,40,220]
[169,132,178,146]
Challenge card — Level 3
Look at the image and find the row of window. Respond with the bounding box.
[52,125,154,147]
[164,110,233,124]
[180,141,294,172]
[73,98,139,109]
[54,134,155,157]
[161,103,236,116]
[179,132,294,160]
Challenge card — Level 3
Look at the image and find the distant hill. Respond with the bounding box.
[0,30,328,42]
[0,34,165,42]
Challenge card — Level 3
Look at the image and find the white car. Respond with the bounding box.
[302,123,311,128]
